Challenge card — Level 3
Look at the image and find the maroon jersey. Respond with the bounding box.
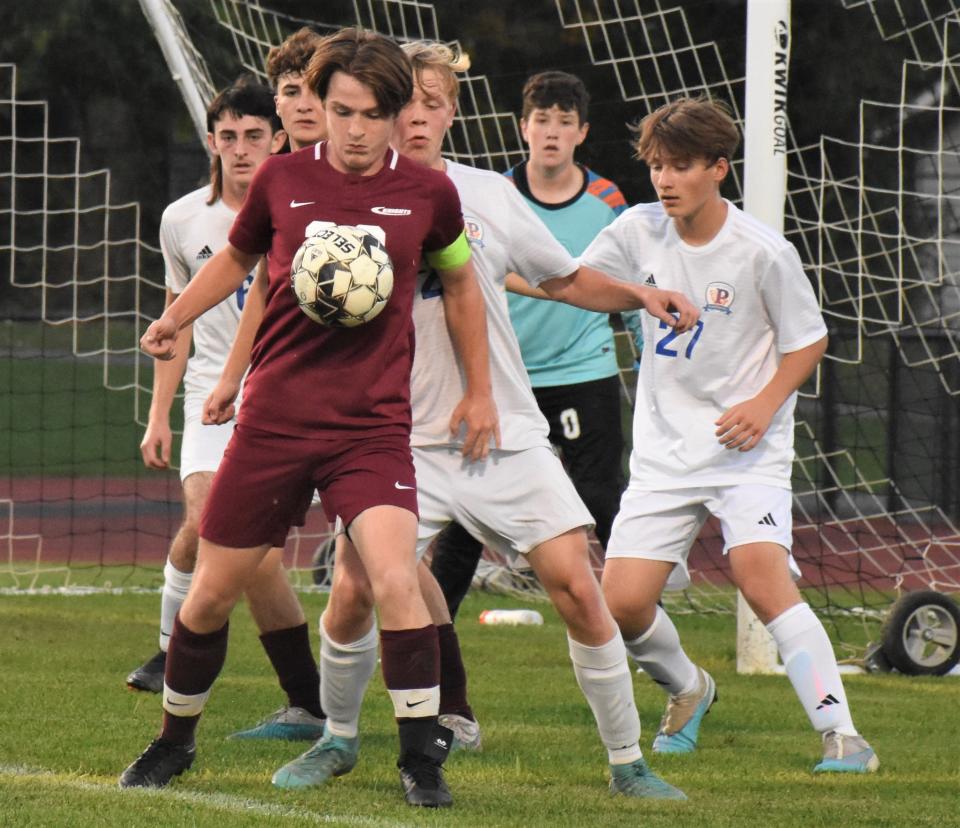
[229,142,465,438]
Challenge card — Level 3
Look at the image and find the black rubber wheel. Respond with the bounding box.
[880,591,960,676]
[310,536,337,587]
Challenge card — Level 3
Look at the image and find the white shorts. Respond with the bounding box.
[606,483,801,590]
[413,445,594,561]
[179,393,235,481]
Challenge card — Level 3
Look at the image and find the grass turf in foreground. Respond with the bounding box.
[0,591,957,827]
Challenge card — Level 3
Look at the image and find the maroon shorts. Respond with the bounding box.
[200,423,418,549]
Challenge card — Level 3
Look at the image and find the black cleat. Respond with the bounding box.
[397,721,454,808]
[118,738,195,788]
[399,755,453,808]
[126,650,166,693]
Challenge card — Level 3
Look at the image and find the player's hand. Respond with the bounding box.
[715,395,778,451]
[203,378,240,425]
[140,315,179,360]
[450,392,501,462]
[140,420,172,469]
[638,287,700,332]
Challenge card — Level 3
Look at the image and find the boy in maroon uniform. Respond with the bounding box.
[120,29,496,808]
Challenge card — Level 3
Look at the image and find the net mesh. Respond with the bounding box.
[3,2,960,660]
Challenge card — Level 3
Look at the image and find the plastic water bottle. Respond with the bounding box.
[478,609,544,626]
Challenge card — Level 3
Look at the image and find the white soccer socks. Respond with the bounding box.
[318,612,379,739]
[159,557,193,652]
[624,606,700,696]
[766,603,857,736]
[568,632,643,765]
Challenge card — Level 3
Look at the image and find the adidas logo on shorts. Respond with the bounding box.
[758,512,777,526]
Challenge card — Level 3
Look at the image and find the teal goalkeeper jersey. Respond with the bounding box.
[505,162,626,387]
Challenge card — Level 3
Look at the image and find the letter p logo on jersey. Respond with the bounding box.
[704,281,735,315]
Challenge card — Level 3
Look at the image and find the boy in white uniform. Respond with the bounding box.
[581,97,879,773]
[270,41,700,804]
[128,72,328,742]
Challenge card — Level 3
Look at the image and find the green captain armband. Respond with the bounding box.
[425,231,471,271]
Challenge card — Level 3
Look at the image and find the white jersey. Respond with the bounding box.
[410,160,576,450]
[159,186,255,398]
[580,199,827,490]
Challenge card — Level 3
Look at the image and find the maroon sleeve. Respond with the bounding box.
[228,156,276,256]
[422,171,466,254]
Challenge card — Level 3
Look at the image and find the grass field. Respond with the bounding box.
[1,589,956,827]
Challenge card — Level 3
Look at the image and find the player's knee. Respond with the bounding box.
[368,568,419,611]
[601,577,637,627]
[550,573,604,622]
[739,581,799,625]
[330,577,375,624]
[325,594,374,638]
[181,581,239,629]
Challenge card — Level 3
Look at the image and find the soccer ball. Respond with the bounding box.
[290,225,394,327]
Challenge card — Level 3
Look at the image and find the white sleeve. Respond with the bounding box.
[579,216,637,282]
[761,244,828,353]
[502,183,576,286]
[159,209,189,294]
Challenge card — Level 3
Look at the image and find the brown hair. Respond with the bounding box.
[631,96,740,166]
[266,27,324,88]
[521,71,589,123]
[206,75,281,205]
[304,28,412,118]
[401,40,471,103]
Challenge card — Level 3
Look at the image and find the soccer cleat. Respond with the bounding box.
[398,754,453,808]
[271,727,359,789]
[438,713,482,752]
[652,667,717,754]
[228,706,326,741]
[125,650,166,694]
[609,758,688,800]
[118,738,195,788]
[813,731,879,773]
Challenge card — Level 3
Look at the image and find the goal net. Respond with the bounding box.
[4,0,960,665]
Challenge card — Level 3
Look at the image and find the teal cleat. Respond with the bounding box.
[271,727,359,789]
[609,758,687,800]
[652,668,716,754]
[813,731,879,773]
[229,706,325,741]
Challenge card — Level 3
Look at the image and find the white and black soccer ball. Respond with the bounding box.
[290,225,394,327]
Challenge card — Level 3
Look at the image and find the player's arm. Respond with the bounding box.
[141,244,260,361]
[435,251,500,461]
[203,259,267,425]
[506,271,644,362]
[504,271,549,299]
[715,334,828,452]
[140,289,192,469]
[538,264,700,332]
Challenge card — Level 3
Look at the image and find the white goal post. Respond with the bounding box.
[137,0,216,146]
[737,0,792,674]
